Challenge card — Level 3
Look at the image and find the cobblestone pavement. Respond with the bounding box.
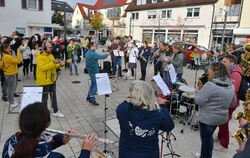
[0,47,242,158]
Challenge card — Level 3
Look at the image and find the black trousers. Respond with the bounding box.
[42,83,58,113]
[154,61,162,76]
[140,61,147,80]
[23,59,30,76]
[33,64,37,80]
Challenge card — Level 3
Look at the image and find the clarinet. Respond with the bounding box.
[45,128,114,144]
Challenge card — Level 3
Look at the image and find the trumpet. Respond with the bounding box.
[45,128,114,144]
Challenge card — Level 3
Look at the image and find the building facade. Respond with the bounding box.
[125,0,217,48]
[51,0,74,33]
[71,0,129,38]
[211,0,242,50]
[233,0,250,45]
[0,0,58,37]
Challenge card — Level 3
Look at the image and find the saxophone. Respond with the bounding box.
[240,43,250,77]
[232,89,250,145]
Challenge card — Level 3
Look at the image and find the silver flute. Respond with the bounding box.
[45,128,114,144]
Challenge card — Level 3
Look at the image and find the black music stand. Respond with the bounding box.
[95,73,113,155]
[160,132,180,158]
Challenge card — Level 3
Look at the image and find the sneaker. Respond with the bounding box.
[52,111,65,118]
[213,143,228,152]
[14,93,19,97]
[128,76,134,80]
[195,152,200,158]
[213,135,219,142]
[89,100,99,106]
[76,72,79,76]
[70,72,73,76]
[2,96,8,102]
[10,103,19,108]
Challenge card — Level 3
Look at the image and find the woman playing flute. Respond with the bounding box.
[2,102,98,158]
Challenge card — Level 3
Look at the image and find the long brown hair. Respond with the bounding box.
[209,62,230,81]
[11,102,51,158]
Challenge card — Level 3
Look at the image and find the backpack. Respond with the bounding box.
[233,71,249,101]
[238,76,249,101]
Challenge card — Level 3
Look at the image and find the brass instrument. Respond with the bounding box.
[240,43,250,77]
[232,88,250,145]
[197,73,211,90]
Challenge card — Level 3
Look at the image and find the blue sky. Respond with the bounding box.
[59,0,97,8]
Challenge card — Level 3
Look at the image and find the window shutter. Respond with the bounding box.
[38,0,43,11]
[21,0,27,9]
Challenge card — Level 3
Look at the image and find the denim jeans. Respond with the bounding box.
[87,73,97,102]
[69,56,78,73]
[2,75,16,104]
[112,57,122,75]
[48,152,65,158]
[199,122,217,158]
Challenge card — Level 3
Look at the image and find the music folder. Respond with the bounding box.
[96,73,112,95]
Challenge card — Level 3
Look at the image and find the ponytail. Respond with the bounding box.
[11,135,38,158]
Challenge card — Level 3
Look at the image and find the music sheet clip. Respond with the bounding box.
[96,73,112,95]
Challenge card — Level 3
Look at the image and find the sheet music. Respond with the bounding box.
[119,51,124,57]
[153,75,170,96]
[113,50,119,56]
[194,57,201,65]
[20,86,43,111]
[168,64,177,83]
[113,50,124,57]
[96,73,112,95]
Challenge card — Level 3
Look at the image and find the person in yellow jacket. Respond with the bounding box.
[190,48,201,70]
[1,43,21,107]
[36,42,65,118]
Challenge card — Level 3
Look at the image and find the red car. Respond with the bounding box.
[172,42,212,62]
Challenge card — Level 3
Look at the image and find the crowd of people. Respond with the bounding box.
[0,31,249,158]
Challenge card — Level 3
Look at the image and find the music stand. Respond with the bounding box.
[96,73,113,154]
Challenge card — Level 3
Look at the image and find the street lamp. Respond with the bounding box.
[220,8,228,53]
[54,0,67,39]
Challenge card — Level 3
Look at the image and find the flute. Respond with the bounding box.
[45,128,114,144]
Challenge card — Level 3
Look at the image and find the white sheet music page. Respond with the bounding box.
[20,86,43,111]
[168,64,177,83]
[119,51,124,57]
[113,50,119,56]
[153,75,170,96]
[96,73,112,95]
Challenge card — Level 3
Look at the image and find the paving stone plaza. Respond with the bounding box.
[0,47,242,158]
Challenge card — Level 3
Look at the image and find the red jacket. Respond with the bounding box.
[230,65,242,109]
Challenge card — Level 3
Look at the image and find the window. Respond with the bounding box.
[154,30,166,43]
[182,30,198,44]
[148,11,157,19]
[194,8,200,17]
[187,8,200,17]
[142,30,153,43]
[162,10,172,18]
[132,13,139,19]
[27,0,38,10]
[136,0,146,5]
[107,7,121,18]
[0,0,5,7]
[152,0,157,3]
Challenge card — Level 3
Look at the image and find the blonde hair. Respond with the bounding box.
[130,81,159,111]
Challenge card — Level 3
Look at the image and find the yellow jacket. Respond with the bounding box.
[190,52,201,61]
[36,51,61,86]
[2,52,22,76]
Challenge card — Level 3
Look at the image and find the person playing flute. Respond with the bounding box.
[2,102,98,158]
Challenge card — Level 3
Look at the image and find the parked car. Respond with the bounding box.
[99,37,109,45]
[172,42,212,62]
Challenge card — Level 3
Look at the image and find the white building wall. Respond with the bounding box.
[0,0,53,36]
[126,4,214,48]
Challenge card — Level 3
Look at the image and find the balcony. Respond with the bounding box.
[214,4,241,23]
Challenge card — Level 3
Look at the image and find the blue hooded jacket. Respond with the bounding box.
[116,101,174,158]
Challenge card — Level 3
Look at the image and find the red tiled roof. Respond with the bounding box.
[95,0,128,9]
[126,0,218,12]
[76,3,92,19]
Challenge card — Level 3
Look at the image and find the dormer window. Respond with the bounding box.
[0,0,5,7]
[27,0,38,10]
